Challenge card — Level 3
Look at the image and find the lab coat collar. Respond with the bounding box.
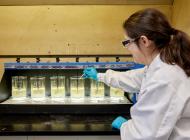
[146,54,161,74]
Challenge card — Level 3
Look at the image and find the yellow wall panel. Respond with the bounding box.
[0,5,171,56]
[172,0,190,35]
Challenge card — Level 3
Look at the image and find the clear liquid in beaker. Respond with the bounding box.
[70,76,85,98]
[90,80,104,98]
[50,76,65,98]
[12,76,27,98]
[30,76,45,98]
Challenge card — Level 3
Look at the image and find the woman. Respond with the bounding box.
[83,8,190,139]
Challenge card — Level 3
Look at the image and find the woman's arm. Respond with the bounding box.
[98,67,146,93]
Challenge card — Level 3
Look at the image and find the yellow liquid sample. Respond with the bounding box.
[12,88,26,98]
[110,87,124,97]
[90,80,104,98]
[70,88,85,98]
[31,87,45,98]
[91,87,104,98]
[51,87,65,98]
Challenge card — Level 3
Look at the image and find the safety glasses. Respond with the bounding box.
[122,37,139,48]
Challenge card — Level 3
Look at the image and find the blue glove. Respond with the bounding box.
[112,116,127,130]
[83,67,98,81]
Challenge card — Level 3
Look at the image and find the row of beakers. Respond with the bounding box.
[12,76,124,99]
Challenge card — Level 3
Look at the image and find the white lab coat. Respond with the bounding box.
[98,54,190,140]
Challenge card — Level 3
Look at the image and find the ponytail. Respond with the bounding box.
[160,29,190,76]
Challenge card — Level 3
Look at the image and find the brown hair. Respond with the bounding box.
[123,8,190,77]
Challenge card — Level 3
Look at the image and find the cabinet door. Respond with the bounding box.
[78,136,120,140]
[28,136,78,140]
[0,136,27,140]
[28,136,120,140]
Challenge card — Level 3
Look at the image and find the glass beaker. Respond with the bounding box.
[110,87,124,99]
[70,76,85,98]
[90,80,104,98]
[30,76,46,98]
[50,76,65,98]
[12,76,27,98]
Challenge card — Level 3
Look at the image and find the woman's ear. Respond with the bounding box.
[139,35,151,48]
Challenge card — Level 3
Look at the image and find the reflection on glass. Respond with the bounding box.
[90,80,104,98]
[30,76,45,98]
[70,76,84,98]
[110,87,124,99]
[70,124,85,130]
[12,76,27,98]
[32,123,45,131]
[52,123,65,130]
[90,124,105,131]
[50,76,65,98]
[13,124,26,131]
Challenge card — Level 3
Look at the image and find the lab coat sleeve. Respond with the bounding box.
[97,67,146,93]
[120,78,184,140]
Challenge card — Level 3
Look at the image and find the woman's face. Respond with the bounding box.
[124,35,146,64]
[124,33,158,65]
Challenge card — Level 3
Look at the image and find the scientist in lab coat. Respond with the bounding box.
[83,8,190,140]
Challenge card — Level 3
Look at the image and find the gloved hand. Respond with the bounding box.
[83,67,98,81]
[112,116,127,130]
